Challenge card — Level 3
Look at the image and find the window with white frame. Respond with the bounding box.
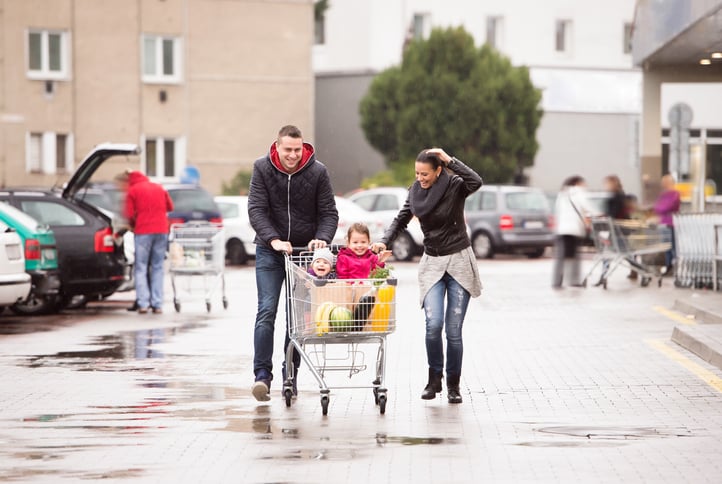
[623,22,633,54]
[412,13,431,40]
[27,30,69,80]
[555,19,572,53]
[144,137,185,178]
[486,16,504,50]
[26,132,74,174]
[142,35,182,83]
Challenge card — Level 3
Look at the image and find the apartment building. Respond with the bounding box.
[313,0,642,195]
[0,0,314,194]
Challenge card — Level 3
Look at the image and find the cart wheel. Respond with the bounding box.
[641,277,651,287]
[373,387,379,405]
[284,388,293,408]
[581,278,587,288]
[378,393,387,415]
[206,301,211,312]
[321,394,329,416]
[174,301,181,313]
[222,297,228,309]
[658,278,663,287]
[602,279,607,290]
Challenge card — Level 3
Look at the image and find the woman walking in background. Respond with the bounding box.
[552,175,594,289]
[371,148,482,404]
[654,174,681,274]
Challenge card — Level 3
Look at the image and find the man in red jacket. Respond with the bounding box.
[124,171,174,314]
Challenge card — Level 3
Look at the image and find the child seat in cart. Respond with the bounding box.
[283,251,397,415]
[168,222,228,312]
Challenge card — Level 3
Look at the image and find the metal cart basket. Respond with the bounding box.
[168,222,227,312]
[583,216,671,289]
[283,252,396,415]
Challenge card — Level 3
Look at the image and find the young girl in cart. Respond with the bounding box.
[336,223,391,279]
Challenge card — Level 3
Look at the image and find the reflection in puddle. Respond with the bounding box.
[375,433,460,446]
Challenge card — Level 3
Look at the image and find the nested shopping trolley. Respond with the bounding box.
[583,216,671,289]
[168,222,227,313]
[283,252,397,415]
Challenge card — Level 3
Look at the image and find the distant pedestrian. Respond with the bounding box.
[336,223,390,279]
[596,175,631,285]
[371,148,482,404]
[653,174,681,273]
[123,171,174,314]
[248,125,338,402]
[552,175,594,289]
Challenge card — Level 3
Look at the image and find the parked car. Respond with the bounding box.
[0,203,60,314]
[0,144,137,310]
[465,185,555,259]
[214,195,256,265]
[347,187,424,261]
[334,196,385,247]
[164,184,223,227]
[0,220,32,309]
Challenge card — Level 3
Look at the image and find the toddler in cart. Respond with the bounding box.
[308,247,337,279]
[336,223,392,279]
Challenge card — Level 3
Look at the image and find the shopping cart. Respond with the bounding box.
[168,222,227,312]
[283,251,396,416]
[582,216,671,289]
[674,213,722,289]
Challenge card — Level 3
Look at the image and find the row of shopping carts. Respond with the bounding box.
[673,213,722,289]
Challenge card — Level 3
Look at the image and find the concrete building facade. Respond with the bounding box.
[313,0,643,195]
[0,0,314,194]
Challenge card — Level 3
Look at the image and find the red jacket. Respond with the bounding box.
[124,171,174,234]
[336,247,384,279]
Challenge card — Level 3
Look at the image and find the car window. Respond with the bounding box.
[168,189,217,211]
[217,202,239,218]
[465,192,479,211]
[481,192,498,211]
[20,200,85,226]
[352,195,376,211]
[375,194,399,211]
[505,192,548,211]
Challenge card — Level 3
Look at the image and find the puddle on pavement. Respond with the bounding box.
[535,425,693,440]
[375,433,460,446]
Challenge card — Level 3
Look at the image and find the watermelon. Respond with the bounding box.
[329,306,353,332]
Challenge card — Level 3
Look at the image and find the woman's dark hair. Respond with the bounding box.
[416,150,443,169]
[604,174,623,193]
[561,175,585,188]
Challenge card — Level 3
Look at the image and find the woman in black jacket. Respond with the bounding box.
[372,148,482,403]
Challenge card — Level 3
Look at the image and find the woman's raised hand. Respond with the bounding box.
[370,242,386,254]
[426,148,452,165]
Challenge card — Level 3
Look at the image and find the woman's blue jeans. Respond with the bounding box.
[422,272,471,378]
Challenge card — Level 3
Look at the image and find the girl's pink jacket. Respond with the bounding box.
[335,247,384,279]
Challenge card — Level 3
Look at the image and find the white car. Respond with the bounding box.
[214,196,256,265]
[334,197,385,247]
[0,222,31,307]
[348,187,424,261]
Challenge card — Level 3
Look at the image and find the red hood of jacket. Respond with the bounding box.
[128,170,150,185]
[269,141,315,174]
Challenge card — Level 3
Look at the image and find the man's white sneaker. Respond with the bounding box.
[252,380,271,402]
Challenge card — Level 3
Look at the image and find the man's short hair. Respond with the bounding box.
[277,125,303,140]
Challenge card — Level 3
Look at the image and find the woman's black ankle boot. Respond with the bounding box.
[421,368,443,400]
[447,374,462,404]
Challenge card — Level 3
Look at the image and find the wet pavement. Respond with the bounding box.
[1,257,721,483]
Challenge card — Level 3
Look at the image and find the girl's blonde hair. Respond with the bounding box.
[346,222,370,241]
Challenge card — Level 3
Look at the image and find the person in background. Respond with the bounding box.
[336,223,391,279]
[248,124,338,402]
[308,247,337,279]
[371,148,482,404]
[123,171,174,314]
[552,175,594,289]
[654,174,681,273]
[595,175,631,286]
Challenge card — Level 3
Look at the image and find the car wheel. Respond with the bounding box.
[392,232,415,262]
[226,239,248,265]
[472,232,495,259]
[526,248,546,259]
[58,294,88,310]
[10,294,58,315]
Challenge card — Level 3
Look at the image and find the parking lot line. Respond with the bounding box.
[646,338,722,393]
[653,305,697,326]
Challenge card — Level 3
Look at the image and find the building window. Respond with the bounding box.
[555,19,572,53]
[623,22,633,54]
[27,30,69,80]
[144,137,184,178]
[142,35,182,83]
[314,0,328,45]
[486,16,503,49]
[412,13,431,40]
[26,132,73,174]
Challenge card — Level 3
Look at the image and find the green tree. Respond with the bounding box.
[222,169,252,195]
[360,26,543,183]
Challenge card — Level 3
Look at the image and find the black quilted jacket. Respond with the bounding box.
[248,143,338,248]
